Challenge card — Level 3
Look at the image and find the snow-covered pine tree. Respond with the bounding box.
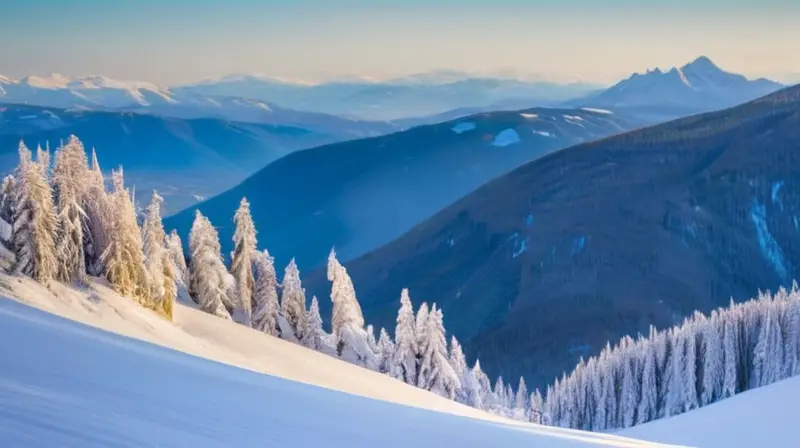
[619,356,637,428]
[415,302,430,349]
[252,249,280,336]
[700,312,724,405]
[83,148,112,275]
[100,168,150,303]
[753,306,784,387]
[377,328,395,374]
[281,258,307,339]
[636,340,658,425]
[721,316,739,398]
[328,249,366,335]
[366,324,379,355]
[513,377,529,421]
[141,191,175,318]
[416,305,460,399]
[327,250,375,368]
[530,389,544,424]
[491,376,507,415]
[230,197,257,326]
[0,175,16,225]
[166,230,191,304]
[52,136,90,283]
[302,296,328,351]
[188,210,231,319]
[470,359,492,410]
[390,288,419,384]
[12,141,58,284]
[448,336,468,403]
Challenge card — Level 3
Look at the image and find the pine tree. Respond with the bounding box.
[530,389,544,424]
[416,305,460,399]
[327,249,374,367]
[328,249,365,338]
[141,191,175,318]
[188,210,231,319]
[281,258,307,339]
[513,377,529,421]
[166,230,191,304]
[83,148,111,275]
[415,302,430,350]
[252,249,280,335]
[470,360,492,410]
[391,288,418,384]
[12,142,58,284]
[448,336,468,403]
[302,296,327,351]
[721,317,739,398]
[0,175,16,225]
[100,168,150,303]
[377,328,395,374]
[230,197,257,326]
[619,358,637,428]
[52,136,90,283]
[636,341,658,425]
[700,314,724,405]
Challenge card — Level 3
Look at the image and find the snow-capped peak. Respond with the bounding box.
[21,73,72,89]
[681,55,722,73]
[0,74,15,84]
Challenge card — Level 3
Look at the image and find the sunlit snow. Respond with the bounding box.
[534,130,554,138]
[580,108,614,114]
[520,113,539,119]
[491,129,521,147]
[0,290,673,448]
[451,122,476,134]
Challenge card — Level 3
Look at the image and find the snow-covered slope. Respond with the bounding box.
[0,275,672,447]
[621,375,800,448]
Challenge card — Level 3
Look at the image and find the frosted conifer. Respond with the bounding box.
[188,210,231,319]
[52,136,90,283]
[12,141,58,284]
[252,249,280,335]
[302,296,327,351]
[281,258,307,339]
[230,198,257,326]
[390,288,418,384]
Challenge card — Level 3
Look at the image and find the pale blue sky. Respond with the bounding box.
[2,0,799,85]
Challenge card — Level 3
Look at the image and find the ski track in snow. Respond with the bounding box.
[0,278,675,448]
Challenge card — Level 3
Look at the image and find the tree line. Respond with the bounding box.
[1,135,798,431]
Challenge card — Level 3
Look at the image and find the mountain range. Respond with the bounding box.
[0,104,343,214]
[174,74,601,121]
[567,56,786,122]
[0,74,399,138]
[163,106,637,270]
[303,83,800,388]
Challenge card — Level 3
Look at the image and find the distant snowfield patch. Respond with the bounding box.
[563,115,584,121]
[534,130,555,138]
[520,113,539,119]
[580,107,613,114]
[491,129,521,147]
[0,276,671,448]
[451,122,476,134]
[622,375,800,448]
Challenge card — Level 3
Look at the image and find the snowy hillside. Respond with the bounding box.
[622,374,800,447]
[0,277,672,448]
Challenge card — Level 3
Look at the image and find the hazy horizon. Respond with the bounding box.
[2,0,799,86]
